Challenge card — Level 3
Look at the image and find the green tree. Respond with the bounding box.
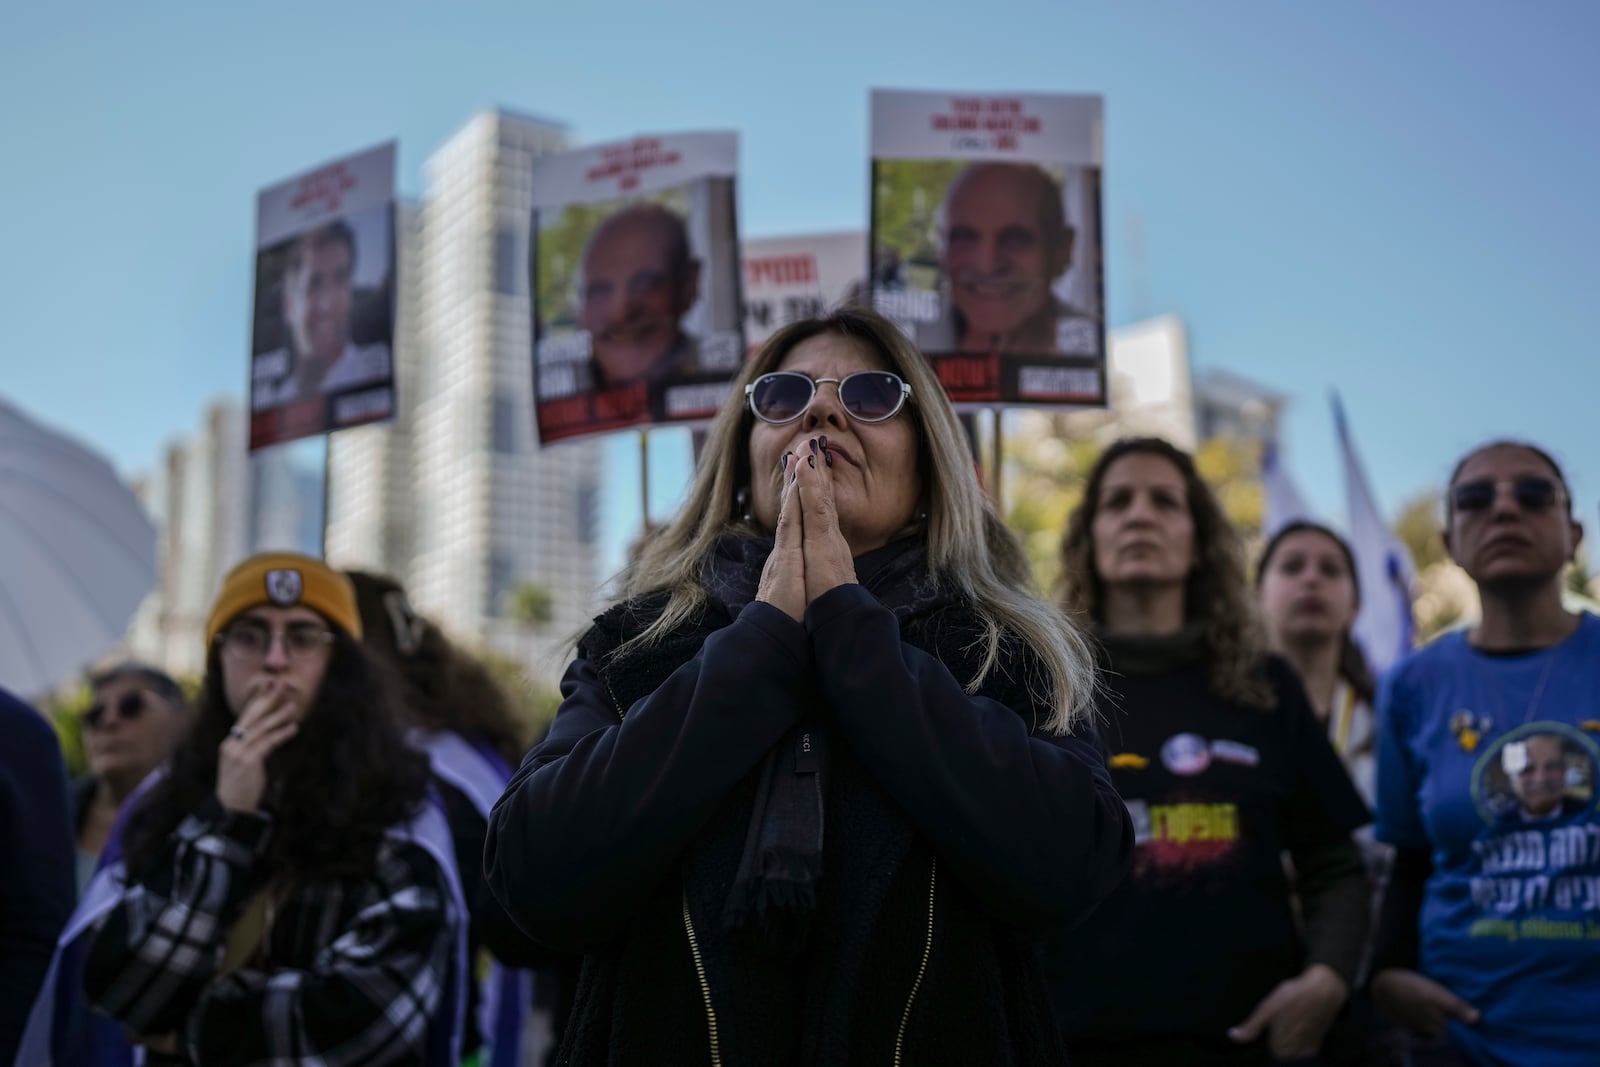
[39,682,91,778]
[1567,545,1594,598]
[871,160,970,287]
[506,580,555,629]
[478,649,565,744]
[1394,492,1449,571]
[1000,424,1267,594]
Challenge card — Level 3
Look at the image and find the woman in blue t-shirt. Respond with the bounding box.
[1373,439,1600,1067]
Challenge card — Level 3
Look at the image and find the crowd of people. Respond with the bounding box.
[3,306,1595,1066]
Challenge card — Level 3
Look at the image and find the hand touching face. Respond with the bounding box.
[747,333,922,558]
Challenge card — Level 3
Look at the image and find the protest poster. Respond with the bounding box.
[870,90,1106,407]
[250,141,397,450]
[531,132,743,444]
[740,231,868,352]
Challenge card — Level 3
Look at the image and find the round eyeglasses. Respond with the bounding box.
[217,620,336,664]
[745,371,912,425]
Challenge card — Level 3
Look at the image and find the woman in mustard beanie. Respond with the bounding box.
[82,552,467,1065]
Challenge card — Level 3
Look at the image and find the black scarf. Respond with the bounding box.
[701,534,940,940]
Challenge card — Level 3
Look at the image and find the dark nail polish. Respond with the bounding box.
[781,452,791,470]
[808,454,816,468]
[820,435,828,450]
[809,438,819,454]
[825,451,833,467]
[790,469,797,483]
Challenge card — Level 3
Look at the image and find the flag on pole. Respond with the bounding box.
[1333,392,1416,675]
[1261,440,1312,537]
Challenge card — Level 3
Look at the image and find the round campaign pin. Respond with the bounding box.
[1161,733,1211,776]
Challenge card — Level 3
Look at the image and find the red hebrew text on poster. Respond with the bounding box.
[744,255,818,288]
[290,165,359,214]
[928,98,1044,151]
[585,139,685,192]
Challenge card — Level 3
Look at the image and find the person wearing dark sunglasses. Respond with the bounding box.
[487,306,1132,1065]
[71,664,188,895]
[1372,440,1599,1067]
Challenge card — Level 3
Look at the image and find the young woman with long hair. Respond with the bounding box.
[1257,522,1379,804]
[83,554,464,1066]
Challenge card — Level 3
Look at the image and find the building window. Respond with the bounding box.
[487,552,516,617]
[493,228,521,296]
[576,483,599,544]
[492,389,519,453]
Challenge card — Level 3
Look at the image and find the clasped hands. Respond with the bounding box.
[756,435,857,623]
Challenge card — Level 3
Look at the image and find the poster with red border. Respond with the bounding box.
[530,132,743,444]
[249,142,397,451]
[870,90,1106,408]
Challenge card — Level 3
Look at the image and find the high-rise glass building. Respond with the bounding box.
[329,109,604,675]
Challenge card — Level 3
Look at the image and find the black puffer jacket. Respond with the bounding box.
[486,546,1132,1065]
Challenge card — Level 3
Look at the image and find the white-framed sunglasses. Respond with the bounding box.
[745,370,912,425]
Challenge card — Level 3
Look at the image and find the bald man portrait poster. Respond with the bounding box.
[530,132,743,444]
[869,91,1107,408]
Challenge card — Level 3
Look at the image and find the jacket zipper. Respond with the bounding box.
[893,856,937,1067]
[681,887,722,1067]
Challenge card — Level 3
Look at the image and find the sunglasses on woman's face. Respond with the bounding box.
[83,692,149,731]
[745,370,912,425]
[1450,475,1563,514]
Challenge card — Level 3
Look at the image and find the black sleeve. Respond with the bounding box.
[1294,837,1370,986]
[805,585,1134,932]
[1271,660,1372,985]
[434,783,551,969]
[1276,658,1373,851]
[484,601,813,953]
[0,692,76,1066]
[1369,844,1429,978]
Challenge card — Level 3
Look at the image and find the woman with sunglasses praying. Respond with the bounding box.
[1371,441,1599,1067]
[486,306,1132,1065]
[71,664,189,894]
[79,553,467,1066]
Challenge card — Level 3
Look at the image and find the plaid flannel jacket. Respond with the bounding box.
[83,799,457,1066]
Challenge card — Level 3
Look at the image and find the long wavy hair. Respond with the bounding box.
[347,570,528,767]
[1256,521,1377,709]
[120,631,432,882]
[1056,437,1274,709]
[610,305,1096,734]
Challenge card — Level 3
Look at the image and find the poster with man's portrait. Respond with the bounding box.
[249,141,397,451]
[869,90,1105,407]
[530,132,743,445]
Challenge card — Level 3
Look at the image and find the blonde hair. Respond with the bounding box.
[607,306,1096,734]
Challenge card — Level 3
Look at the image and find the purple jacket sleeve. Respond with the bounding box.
[484,602,813,952]
[804,584,1133,932]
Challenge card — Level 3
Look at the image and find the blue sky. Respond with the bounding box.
[5,1,1598,573]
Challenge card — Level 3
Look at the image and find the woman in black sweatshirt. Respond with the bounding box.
[1045,437,1371,1066]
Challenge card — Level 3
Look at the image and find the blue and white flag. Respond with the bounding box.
[1333,393,1417,674]
[1261,440,1313,538]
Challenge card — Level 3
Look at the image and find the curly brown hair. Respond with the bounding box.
[1056,437,1274,709]
[346,571,528,767]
